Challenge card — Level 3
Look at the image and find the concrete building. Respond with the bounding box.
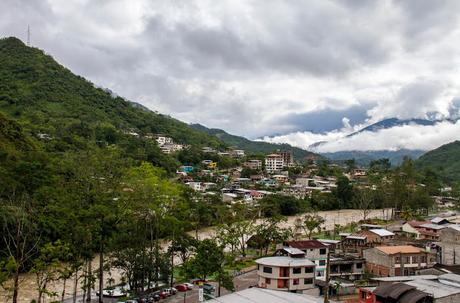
[230,149,245,158]
[285,240,329,276]
[436,225,460,265]
[363,245,435,277]
[279,150,294,167]
[256,248,316,293]
[265,154,284,173]
[402,220,435,239]
[329,254,366,281]
[243,159,262,170]
[154,134,173,146]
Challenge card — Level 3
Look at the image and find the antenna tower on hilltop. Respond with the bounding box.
[27,25,30,46]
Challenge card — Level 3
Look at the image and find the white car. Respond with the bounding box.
[184,283,194,290]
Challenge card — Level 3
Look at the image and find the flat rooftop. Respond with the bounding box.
[256,256,315,267]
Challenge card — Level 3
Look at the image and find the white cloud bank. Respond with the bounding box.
[261,120,460,153]
[3,1,460,138]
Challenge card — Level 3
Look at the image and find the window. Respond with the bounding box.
[265,278,271,285]
[293,267,301,274]
[304,278,313,285]
[412,256,418,263]
[421,256,426,263]
[405,257,411,264]
[263,266,272,274]
[395,257,400,263]
[293,279,299,285]
[319,260,326,266]
[356,263,363,269]
[305,267,314,273]
[320,248,327,255]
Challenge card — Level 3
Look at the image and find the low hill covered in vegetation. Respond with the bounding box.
[416,140,460,181]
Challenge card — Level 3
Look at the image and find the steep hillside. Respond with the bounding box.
[190,124,320,161]
[0,111,35,159]
[416,140,460,181]
[0,37,224,149]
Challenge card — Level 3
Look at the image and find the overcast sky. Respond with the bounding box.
[2,0,460,151]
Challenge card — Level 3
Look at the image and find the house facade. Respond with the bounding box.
[285,240,329,276]
[436,226,460,265]
[265,154,285,173]
[256,254,316,293]
[363,245,435,277]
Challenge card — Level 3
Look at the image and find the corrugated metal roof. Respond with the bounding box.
[405,279,460,298]
[419,223,447,230]
[398,289,432,303]
[206,288,325,303]
[369,229,395,237]
[286,240,328,249]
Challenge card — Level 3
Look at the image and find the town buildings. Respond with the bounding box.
[359,274,460,303]
[265,154,284,173]
[435,225,460,265]
[278,150,294,167]
[256,248,316,293]
[285,240,329,277]
[243,159,262,170]
[363,245,435,276]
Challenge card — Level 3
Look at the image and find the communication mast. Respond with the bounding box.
[27,25,30,46]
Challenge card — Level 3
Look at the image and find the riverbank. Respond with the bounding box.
[1,208,391,303]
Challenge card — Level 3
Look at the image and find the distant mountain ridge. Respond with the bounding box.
[350,118,436,136]
[309,118,443,165]
[190,123,319,161]
[322,149,425,166]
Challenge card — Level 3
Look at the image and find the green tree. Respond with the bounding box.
[301,214,325,239]
[32,240,72,303]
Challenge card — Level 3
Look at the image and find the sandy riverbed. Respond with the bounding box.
[1,208,391,303]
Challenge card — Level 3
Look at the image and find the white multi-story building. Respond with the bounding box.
[256,248,316,293]
[155,135,173,146]
[286,240,329,277]
[265,154,284,173]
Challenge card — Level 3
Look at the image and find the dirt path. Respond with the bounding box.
[1,208,391,303]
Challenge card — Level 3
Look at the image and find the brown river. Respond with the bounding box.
[1,208,391,302]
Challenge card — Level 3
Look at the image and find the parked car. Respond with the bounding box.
[164,287,177,295]
[147,292,161,302]
[203,283,215,293]
[158,290,168,299]
[184,282,194,290]
[175,284,187,292]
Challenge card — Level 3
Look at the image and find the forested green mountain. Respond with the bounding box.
[0,37,225,149]
[0,36,317,164]
[190,123,319,161]
[416,140,460,181]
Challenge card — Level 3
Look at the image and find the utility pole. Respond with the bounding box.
[323,247,332,303]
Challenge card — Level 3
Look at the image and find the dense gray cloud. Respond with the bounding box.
[1,0,460,144]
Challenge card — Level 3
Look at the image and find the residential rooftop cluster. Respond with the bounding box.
[245,214,460,303]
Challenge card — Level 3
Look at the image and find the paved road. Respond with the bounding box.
[64,270,257,303]
[163,270,258,303]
